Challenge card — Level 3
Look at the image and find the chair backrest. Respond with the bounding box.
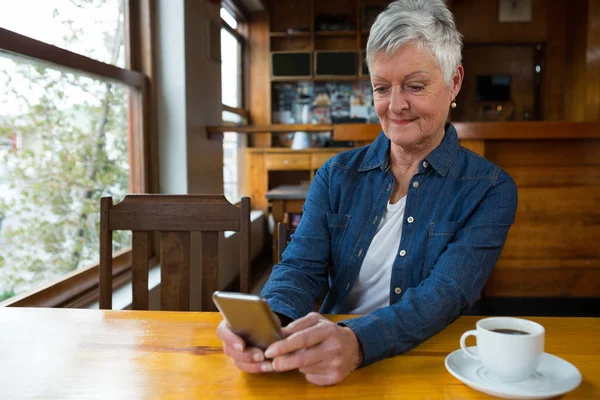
[100,194,250,311]
[277,222,295,264]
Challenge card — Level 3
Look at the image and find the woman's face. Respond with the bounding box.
[370,42,463,152]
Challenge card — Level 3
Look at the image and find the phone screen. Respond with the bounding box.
[212,291,284,350]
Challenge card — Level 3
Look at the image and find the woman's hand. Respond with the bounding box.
[263,312,364,386]
[216,320,274,373]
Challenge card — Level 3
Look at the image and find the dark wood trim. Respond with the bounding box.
[222,21,245,42]
[0,250,133,308]
[0,27,145,90]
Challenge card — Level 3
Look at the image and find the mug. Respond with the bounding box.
[460,317,545,381]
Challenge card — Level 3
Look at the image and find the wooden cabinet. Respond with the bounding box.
[247,148,348,214]
[264,154,311,170]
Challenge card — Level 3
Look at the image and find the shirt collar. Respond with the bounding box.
[357,122,459,177]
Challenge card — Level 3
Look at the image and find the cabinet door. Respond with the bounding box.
[265,154,311,170]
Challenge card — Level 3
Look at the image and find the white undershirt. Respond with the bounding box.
[341,196,406,314]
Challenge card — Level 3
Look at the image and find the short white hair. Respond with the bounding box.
[366,0,463,86]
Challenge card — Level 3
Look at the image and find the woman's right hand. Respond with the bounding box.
[216,320,275,373]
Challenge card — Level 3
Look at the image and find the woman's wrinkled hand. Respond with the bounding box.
[216,319,274,373]
[263,312,363,386]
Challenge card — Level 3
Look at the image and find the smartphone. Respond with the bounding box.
[212,291,284,350]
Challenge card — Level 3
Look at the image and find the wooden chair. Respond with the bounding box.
[277,221,295,263]
[100,194,250,311]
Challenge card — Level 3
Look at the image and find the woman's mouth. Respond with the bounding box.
[390,118,416,126]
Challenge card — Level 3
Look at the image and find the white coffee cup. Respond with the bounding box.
[460,317,545,381]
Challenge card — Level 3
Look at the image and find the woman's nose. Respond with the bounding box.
[389,86,409,113]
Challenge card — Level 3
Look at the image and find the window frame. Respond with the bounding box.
[0,0,157,308]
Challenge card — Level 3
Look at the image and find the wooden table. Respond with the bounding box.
[0,308,598,399]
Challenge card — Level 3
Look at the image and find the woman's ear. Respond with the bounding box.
[452,65,464,98]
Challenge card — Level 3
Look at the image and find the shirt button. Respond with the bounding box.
[346,282,350,291]
[407,216,414,223]
[399,249,407,257]
[422,161,429,168]
[372,216,378,224]
[357,248,363,257]
[395,287,402,295]
[386,183,391,191]
[412,181,419,188]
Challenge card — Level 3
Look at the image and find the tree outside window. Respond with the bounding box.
[0,0,132,301]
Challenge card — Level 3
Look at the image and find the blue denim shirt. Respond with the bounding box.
[261,123,518,367]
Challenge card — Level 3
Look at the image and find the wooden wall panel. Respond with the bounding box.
[505,166,600,187]
[485,140,600,166]
[542,0,567,120]
[486,262,600,297]
[485,135,600,297]
[248,11,271,147]
[564,0,589,121]
[586,0,600,121]
[451,0,548,43]
[456,45,536,122]
[268,0,311,33]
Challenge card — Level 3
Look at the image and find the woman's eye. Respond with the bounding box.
[408,85,424,92]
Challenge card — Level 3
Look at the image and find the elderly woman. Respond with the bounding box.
[217,0,518,386]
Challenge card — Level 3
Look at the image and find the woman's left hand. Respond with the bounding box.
[263,312,363,386]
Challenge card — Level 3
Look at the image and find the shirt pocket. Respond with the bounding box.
[327,213,350,259]
[423,221,465,279]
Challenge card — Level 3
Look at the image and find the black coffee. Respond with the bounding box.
[491,328,530,335]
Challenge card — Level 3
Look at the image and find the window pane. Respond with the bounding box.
[0,0,125,68]
[220,8,238,30]
[221,28,240,108]
[222,110,244,124]
[223,132,239,204]
[0,54,131,301]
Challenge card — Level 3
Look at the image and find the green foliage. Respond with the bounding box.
[0,0,130,297]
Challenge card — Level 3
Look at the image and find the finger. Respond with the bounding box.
[216,321,246,352]
[265,321,329,359]
[272,344,326,372]
[223,344,265,363]
[281,312,323,336]
[235,360,275,374]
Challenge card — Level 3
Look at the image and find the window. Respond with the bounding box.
[220,6,247,204]
[0,0,151,305]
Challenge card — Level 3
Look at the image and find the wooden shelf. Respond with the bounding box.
[270,31,311,37]
[315,31,357,37]
[270,76,369,82]
[205,124,335,139]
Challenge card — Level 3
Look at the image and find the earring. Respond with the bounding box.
[451,100,457,109]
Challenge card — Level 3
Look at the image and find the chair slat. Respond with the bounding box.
[160,231,191,311]
[110,195,240,231]
[132,231,150,310]
[99,197,113,309]
[239,197,251,293]
[201,231,219,311]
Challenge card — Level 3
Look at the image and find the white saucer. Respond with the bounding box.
[445,347,582,400]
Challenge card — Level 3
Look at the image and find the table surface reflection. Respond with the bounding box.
[0,308,598,399]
